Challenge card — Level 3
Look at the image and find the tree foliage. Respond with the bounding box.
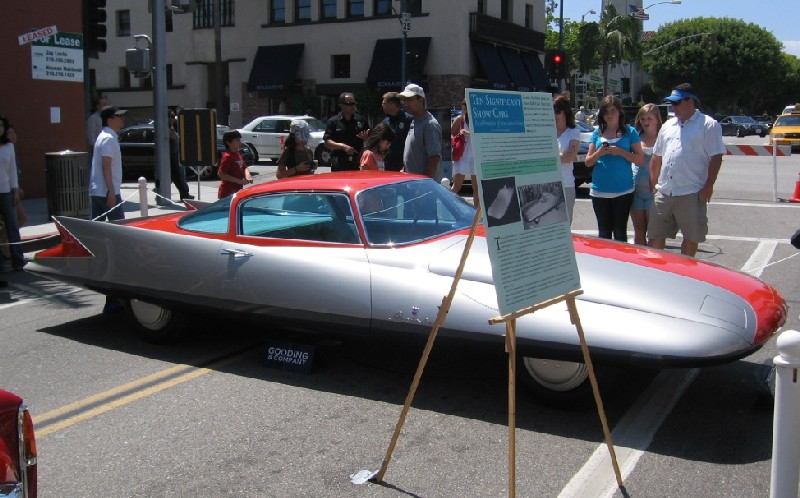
[576,4,641,95]
[640,17,794,115]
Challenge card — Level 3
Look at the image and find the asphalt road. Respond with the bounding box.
[2,135,799,497]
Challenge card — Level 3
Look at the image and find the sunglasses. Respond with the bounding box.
[670,98,691,106]
[341,101,356,106]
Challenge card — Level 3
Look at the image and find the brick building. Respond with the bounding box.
[1,1,86,198]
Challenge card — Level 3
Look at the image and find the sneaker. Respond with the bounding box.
[180,193,195,200]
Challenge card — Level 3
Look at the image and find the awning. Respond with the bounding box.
[472,41,511,90]
[247,44,304,92]
[521,52,549,92]
[497,46,533,91]
[367,37,431,88]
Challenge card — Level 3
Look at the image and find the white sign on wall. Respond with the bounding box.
[31,32,84,83]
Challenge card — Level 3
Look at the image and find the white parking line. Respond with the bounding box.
[558,243,773,497]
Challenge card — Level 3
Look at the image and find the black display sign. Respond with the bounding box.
[178,108,217,167]
[263,341,315,374]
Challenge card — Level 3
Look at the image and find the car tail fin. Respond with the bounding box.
[35,218,93,258]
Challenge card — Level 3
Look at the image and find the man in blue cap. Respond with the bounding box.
[648,83,725,257]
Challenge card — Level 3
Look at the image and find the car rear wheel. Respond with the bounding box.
[519,357,610,407]
[315,144,332,167]
[127,299,187,344]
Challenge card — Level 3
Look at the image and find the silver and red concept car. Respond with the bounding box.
[30,172,787,401]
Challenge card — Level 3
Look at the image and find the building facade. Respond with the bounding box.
[2,1,86,198]
[91,0,548,127]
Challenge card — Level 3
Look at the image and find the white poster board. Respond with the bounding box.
[466,89,580,316]
[31,32,84,83]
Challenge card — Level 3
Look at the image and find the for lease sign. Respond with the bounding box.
[31,32,84,83]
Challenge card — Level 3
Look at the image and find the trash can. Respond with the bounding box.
[45,150,90,217]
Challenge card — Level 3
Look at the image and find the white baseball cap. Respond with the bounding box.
[398,83,425,100]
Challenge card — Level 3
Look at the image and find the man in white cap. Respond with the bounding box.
[398,83,441,178]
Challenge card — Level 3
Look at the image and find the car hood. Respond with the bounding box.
[426,234,785,346]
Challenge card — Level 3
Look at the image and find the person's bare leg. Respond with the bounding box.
[451,173,465,194]
[649,238,666,250]
[681,239,698,257]
[630,210,648,246]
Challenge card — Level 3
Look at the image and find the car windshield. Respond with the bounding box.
[775,115,800,126]
[302,118,327,132]
[357,179,475,246]
[731,116,755,123]
[576,121,594,132]
[177,196,233,234]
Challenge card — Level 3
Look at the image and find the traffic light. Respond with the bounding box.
[552,50,566,79]
[86,0,107,58]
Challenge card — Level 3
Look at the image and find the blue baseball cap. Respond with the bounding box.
[663,88,698,103]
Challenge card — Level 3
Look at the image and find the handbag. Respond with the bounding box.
[451,133,466,162]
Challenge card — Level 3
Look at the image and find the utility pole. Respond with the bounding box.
[557,0,565,90]
[153,0,170,202]
[214,0,226,125]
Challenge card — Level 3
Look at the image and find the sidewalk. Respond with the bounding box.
[18,178,223,255]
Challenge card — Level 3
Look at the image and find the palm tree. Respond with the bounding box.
[577,4,642,96]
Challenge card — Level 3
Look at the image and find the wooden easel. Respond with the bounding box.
[371,209,623,496]
[488,290,623,497]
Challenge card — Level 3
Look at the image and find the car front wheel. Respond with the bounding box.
[127,299,187,344]
[736,127,745,138]
[518,356,610,407]
[315,144,333,167]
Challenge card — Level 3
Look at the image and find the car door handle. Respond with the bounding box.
[220,248,253,259]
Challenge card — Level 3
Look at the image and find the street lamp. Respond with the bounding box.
[641,0,681,12]
[581,9,596,22]
[629,0,681,103]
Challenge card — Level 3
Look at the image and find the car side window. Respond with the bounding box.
[177,196,233,234]
[254,120,278,133]
[239,193,359,244]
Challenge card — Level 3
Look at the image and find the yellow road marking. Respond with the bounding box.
[34,364,193,425]
[35,352,246,437]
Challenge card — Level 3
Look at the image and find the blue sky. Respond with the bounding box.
[560,0,800,57]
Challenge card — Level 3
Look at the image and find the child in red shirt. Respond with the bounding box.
[217,130,253,199]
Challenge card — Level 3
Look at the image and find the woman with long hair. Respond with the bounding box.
[584,96,645,241]
[360,123,395,171]
[450,99,479,210]
[553,95,580,224]
[631,104,663,245]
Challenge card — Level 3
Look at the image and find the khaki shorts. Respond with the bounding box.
[647,191,708,243]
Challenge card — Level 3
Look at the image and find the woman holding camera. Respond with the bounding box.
[584,95,644,241]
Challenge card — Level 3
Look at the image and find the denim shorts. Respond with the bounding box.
[631,190,654,211]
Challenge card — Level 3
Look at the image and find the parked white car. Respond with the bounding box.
[237,115,332,165]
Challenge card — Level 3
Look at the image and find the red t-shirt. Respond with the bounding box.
[217,151,247,199]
